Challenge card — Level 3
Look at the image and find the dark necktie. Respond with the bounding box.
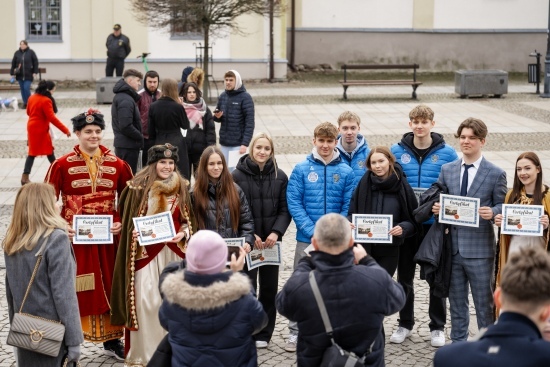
[460,164,474,196]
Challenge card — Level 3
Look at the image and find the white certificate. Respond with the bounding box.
[133,211,176,246]
[246,242,282,270]
[439,194,480,227]
[501,204,544,236]
[224,237,245,265]
[352,214,393,244]
[412,187,427,204]
[73,215,113,244]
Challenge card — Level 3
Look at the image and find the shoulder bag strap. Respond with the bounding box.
[18,239,48,313]
[308,270,333,335]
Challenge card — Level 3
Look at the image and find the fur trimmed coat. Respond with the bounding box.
[159,262,267,367]
[111,172,194,329]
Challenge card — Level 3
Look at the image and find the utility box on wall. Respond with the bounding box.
[454,70,508,98]
[96,77,121,104]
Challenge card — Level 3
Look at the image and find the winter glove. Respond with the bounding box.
[67,345,81,362]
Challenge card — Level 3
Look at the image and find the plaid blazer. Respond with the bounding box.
[436,157,507,258]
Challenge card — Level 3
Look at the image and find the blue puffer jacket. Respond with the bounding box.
[287,149,355,243]
[159,263,267,367]
[214,71,255,147]
[391,132,458,224]
[336,133,370,188]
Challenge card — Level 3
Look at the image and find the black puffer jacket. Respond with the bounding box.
[214,85,255,147]
[192,182,255,245]
[106,33,131,59]
[11,48,39,81]
[112,79,143,149]
[232,155,291,240]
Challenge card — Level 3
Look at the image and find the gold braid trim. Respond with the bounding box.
[128,237,138,330]
[76,273,95,292]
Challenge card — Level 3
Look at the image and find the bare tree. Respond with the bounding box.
[130,0,282,100]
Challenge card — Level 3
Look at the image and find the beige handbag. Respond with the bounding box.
[6,241,66,357]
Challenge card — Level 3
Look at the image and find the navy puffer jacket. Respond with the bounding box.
[214,84,255,147]
[112,79,143,149]
[159,264,267,367]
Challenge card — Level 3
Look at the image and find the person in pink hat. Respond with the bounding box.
[157,230,267,367]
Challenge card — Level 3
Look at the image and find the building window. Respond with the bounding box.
[26,0,62,41]
[171,9,202,39]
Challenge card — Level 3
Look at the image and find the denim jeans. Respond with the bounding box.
[18,80,32,105]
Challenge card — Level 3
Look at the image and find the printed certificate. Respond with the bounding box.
[352,214,393,244]
[224,237,245,265]
[133,211,176,246]
[246,242,282,270]
[73,215,113,244]
[501,204,544,236]
[412,187,427,204]
[439,194,480,227]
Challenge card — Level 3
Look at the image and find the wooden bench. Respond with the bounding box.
[0,68,46,91]
[339,64,422,99]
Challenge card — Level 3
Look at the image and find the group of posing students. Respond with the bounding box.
[3,101,550,367]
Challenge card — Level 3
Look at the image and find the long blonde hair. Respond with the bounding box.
[2,183,67,255]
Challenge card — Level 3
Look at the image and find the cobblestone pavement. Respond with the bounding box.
[0,84,549,366]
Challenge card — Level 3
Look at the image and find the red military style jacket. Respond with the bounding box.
[45,144,133,317]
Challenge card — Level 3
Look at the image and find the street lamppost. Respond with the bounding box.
[542,0,550,98]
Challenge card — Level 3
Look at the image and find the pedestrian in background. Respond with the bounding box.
[148,78,191,179]
[3,183,83,366]
[106,24,131,77]
[137,70,161,167]
[180,81,216,176]
[10,40,39,108]
[22,80,70,186]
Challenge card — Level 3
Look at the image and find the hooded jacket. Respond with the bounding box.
[287,149,355,243]
[159,263,267,367]
[11,47,39,81]
[137,88,161,139]
[336,133,370,188]
[214,70,255,147]
[276,250,405,367]
[232,155,291,240]
[112,78,143,149]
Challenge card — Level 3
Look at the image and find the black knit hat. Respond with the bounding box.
[71,108,105,131]
[147,143,179,165]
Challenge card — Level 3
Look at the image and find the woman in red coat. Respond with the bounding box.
[22,80,70,185]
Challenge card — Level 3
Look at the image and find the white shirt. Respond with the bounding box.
[460,156,483,194]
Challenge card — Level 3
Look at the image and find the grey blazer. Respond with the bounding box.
[4,228,83,365]
[436,158,507,258]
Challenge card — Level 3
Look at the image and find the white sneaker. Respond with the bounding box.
[390,327,412,344]
[284,334,298,352]
[255,340,268,348]
[431,330,446,347]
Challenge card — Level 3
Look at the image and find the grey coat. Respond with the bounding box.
[5,228,83,366]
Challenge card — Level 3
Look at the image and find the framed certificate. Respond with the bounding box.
[224,237,245,265]
[439,194,480,228]
[501,204,544,236]
[133,211,176,246]
[352,214,393,244]
[73,215,113,244]
[246,242,282,270]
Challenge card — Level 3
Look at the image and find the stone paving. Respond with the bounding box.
[0,83,549,366]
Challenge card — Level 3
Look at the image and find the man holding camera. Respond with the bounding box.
[276,213,405,367]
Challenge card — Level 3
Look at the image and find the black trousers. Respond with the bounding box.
[397,224,446,331]
[106,58,125,77]
[245,264,279,342]
[360,243,399,277]
[115,147,140,175]
[188,149,202,178]
[24,154,56,174]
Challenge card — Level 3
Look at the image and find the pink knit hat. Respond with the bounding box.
[186,230,228,275]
